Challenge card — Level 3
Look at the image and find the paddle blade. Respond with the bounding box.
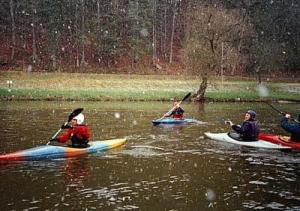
[181,92,191,102]
[68,108,84,122]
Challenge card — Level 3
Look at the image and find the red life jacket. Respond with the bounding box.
[172,114,184,119]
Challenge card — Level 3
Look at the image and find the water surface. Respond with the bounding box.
[0,101,299,210]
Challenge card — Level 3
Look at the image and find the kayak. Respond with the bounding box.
[0,138,126,161]
[152,118,197,126]
[258,133,300,150]
[204,132,291,149]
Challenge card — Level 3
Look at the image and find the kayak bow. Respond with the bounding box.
[0,138,126,161]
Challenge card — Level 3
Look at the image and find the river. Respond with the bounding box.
[0,101,299,210]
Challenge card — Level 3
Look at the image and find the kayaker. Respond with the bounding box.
[280,114,300,142]
[50,113,91,148]
[163,100,184,119]
[226,110,260,141]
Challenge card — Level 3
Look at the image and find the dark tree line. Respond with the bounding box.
[0,0,299,75]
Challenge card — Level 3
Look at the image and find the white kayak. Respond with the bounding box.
[204,132,291,149]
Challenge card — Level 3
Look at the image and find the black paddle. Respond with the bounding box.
[48,108,84,144]
[158,92,191,120]
[264,102,299,123]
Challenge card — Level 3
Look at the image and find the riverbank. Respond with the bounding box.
[0,71,299,102]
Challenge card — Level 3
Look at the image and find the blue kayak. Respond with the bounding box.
[152,118,196,126]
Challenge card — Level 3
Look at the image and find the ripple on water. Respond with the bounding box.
[78,174,192,209]
[122,146,174,158]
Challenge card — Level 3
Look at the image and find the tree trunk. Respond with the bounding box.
[80,0,86,66]
[195,75,208,102]
[256,66,262,84]
[31,4,38,66]
[97,0,101,29]
[220,41,224,86]
[169,4,176,64]
[32,22,37,65]
[152,0,157,64]
[75,2,80,68]
[51,55,57,71]
[163,7,167,60]
[9,0,16,61]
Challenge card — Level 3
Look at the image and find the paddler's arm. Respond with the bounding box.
[281,114,298,133]
[56,128,73,143]
[227,121,244,134]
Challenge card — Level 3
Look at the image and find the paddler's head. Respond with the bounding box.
[173,98,179,107]
[72,113,84,125]
[245,110,256,121]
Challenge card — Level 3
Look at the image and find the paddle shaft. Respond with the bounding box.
[265,102,299,123]
[50,122,68,140]
[265,102,285,115]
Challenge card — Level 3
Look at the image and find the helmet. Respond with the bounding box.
[73,113,84,124]
[247,110,256,119]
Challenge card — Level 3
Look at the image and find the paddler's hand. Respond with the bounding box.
[61,123,72,129]
[49,138,58,142]
[285,114,291,119]
[225,120,233,126]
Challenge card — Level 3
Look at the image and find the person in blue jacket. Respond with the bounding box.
[281,114,300,142]
[226,110,260,141]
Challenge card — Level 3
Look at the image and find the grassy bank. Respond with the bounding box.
[0,71,299,101]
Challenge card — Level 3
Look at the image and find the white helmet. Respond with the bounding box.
[73,113,84,124]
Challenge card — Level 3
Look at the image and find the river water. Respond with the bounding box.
[0,101,299,210]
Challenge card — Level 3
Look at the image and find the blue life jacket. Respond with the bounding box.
[232,120,260,141]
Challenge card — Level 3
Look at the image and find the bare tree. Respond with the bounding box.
[184,4,251,101]
[31,2,38,66]
[80,0,86,66]
[152,0,157,64]
[9,0,16,61]
[169,0,177,64]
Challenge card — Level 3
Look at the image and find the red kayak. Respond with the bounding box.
[258,133,300,150]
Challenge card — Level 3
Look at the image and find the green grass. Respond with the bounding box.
[0,71,299,101]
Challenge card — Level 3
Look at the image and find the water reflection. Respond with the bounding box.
[63,158,90,189]
[153,124,184,134]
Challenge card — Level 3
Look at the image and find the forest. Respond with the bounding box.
[1,0,300,77]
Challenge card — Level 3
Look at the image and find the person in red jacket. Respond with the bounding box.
[51,113,90,148]
[163,100,185,119]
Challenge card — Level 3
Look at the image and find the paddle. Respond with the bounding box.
[256,84,299,123]
[264,102,299,123]
[48,108,84,145]
[158,92,191,120]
